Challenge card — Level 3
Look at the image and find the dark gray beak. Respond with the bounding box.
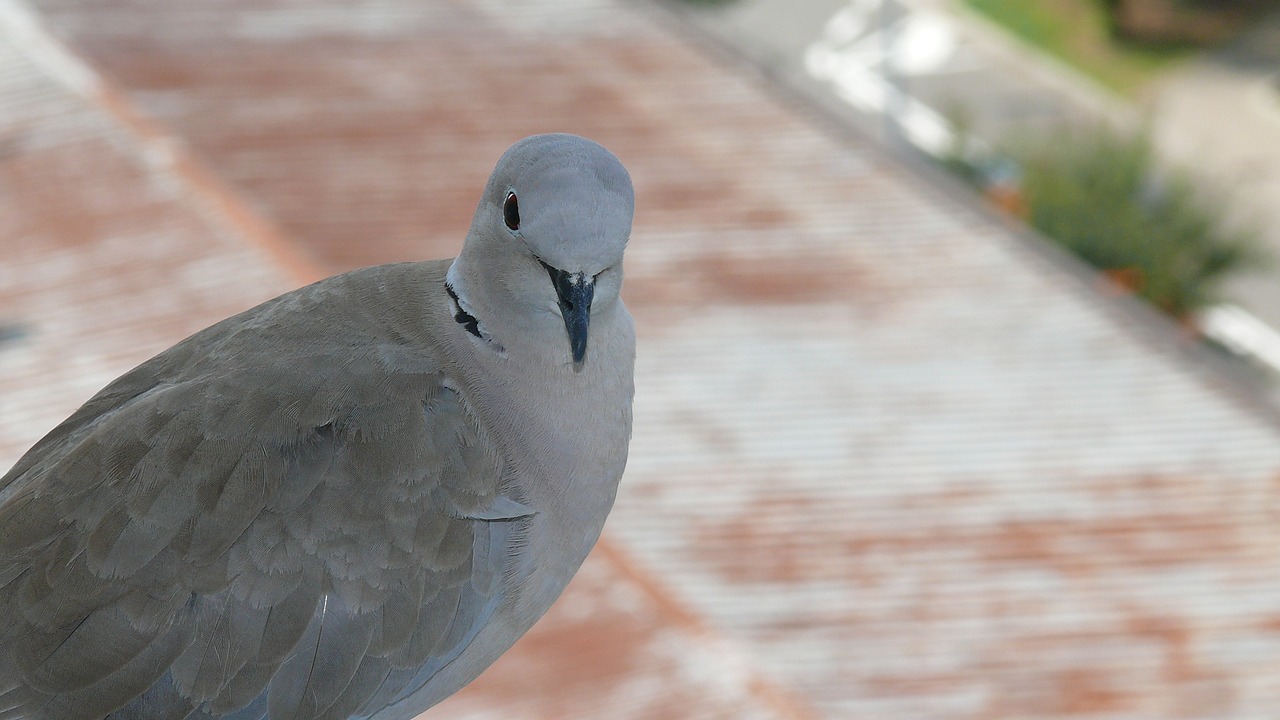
[542,262,595,366]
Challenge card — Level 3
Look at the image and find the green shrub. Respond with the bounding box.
[1014,128,1263,315]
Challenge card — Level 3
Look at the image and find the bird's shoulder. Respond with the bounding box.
[2,260,455,493]
[0,259,529,719]
[1,258,503,579]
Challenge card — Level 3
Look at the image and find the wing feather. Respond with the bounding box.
[266,595,376,720]
[106,670,197,720]
[0,265,515,719]
[38,617,193,720]
[19,605,158,693]
[316,655,393,720]
[170,596,270,703]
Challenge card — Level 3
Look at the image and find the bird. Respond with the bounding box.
[0,133,636,720]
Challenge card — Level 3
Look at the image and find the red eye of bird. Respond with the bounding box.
[503,191,520,231]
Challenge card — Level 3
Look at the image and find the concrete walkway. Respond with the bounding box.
[667,0,1118,152]
[1148,10,1280,330]
[668,0,1280,380]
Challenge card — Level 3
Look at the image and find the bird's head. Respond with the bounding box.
[451,134,634,369]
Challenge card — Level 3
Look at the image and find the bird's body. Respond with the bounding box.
[0,135,635,719]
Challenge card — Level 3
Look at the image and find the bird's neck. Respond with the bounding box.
[445,254,581,368]
[441,256,633,500]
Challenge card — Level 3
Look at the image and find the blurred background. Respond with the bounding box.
[3,0,1280,717]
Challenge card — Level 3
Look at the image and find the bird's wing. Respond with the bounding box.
[0,273,526,720]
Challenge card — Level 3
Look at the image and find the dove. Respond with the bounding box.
[0,133,636,720]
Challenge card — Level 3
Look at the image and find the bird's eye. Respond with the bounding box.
[503,191,520,231]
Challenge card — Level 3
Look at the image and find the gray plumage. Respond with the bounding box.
[0,134,636,720]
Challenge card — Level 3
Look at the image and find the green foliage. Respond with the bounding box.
[1014,129,1263,315]
[962,0,1196,95]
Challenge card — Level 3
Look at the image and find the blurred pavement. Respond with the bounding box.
[665,0,1124,151]
[671,0,1280,377]
[1149,10,1280,330]
[8,0,1280,717]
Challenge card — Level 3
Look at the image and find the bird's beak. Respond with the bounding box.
[542,262,595,367]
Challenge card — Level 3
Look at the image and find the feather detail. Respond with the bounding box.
[0,261,534,719]
[267,594,376,720]
[34,617,192,720]
[170,596,269,703]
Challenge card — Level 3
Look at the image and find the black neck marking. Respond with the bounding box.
[445,283,482,339]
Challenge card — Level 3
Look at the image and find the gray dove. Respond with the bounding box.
[0,133,636,720]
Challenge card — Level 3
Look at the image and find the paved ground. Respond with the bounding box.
[670,0,1111,154]
[12,0,1280,715]
[666,0,1127,159]
[1149,12,1280,329]
[669,0,1280,378]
